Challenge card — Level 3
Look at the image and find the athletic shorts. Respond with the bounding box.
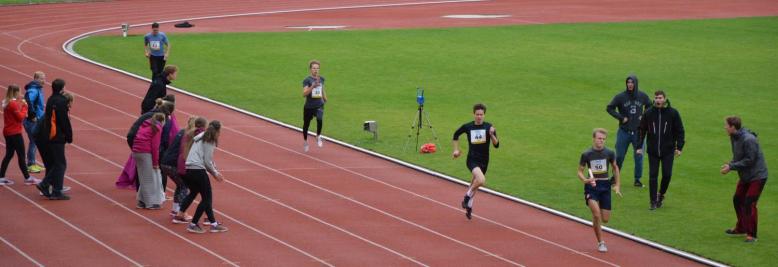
[466,160,488,175]
[584,180,612,210]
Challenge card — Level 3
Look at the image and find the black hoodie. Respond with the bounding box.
[606,75,651,132]
[637,99,685,157]
[140,76,170,114]
[35,91,72,144]
[729,128,768,182]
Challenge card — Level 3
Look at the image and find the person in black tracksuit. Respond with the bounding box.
[637,90,685,210]
[607,75,651,187]
[452,103,499,220]
[34,79,72,200]
[140,65,177,114]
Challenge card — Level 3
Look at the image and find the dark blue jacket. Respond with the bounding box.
[606,75,651,132]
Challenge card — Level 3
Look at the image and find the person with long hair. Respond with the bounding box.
[0,85,38,186]
[180,120,227,233]
[132,113,167,209]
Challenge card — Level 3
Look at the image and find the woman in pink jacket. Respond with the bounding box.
[132,113,166,209]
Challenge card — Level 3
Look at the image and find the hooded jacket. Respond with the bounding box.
[185,131,220,177]
[729,128,768,182]
[131,119,163,167]
[637,99,685,157]
[23,80,45,121]
[606,75,651,132]
[35,92,72,144]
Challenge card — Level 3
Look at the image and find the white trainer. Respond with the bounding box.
[597,241,608,253]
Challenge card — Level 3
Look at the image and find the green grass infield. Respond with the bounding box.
[75,16,777,266]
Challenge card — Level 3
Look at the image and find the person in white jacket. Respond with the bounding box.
[180,120,227,234]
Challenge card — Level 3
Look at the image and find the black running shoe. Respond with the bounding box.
[649,202,657,211]
[634,180,644,187]
[725,229,745,236]
[657,194,665,208]
[48,194,70,200]
[465,207,472,220]
[461,195,471,209]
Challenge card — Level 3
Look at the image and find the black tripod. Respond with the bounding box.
[403,102,439,153]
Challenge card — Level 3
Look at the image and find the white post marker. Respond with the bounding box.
[121,23,129,37]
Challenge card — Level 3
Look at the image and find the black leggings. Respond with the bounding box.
[648,153,674,203]
[180,169,216,224]
[1,134,29,179]
[302,107,323,140]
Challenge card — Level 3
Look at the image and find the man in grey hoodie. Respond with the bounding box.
[607,75,651,187]
[721,116,768,243]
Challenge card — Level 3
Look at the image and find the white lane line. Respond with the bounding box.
[0,85,333,266]
[0,235,44,267]
[51,1,725,266]
[66,111,427,267]
[7,65,520,266]
[1,182,143,266]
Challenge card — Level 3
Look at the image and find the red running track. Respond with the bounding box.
[1,0,776,266]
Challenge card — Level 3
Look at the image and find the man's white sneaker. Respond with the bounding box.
[317,136,323,148]
[303,141,310,152]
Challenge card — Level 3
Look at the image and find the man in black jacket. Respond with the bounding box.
[607,75,651,187]
[141,65,177,114]
[637,90,685,210]
[34,79,73,200]
[721,116,768,243]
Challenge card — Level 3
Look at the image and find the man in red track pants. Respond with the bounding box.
[720,116,768,243]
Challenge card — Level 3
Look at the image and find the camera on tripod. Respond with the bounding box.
[404,87,438,153]
[416,88,425,106]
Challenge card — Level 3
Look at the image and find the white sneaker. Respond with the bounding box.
[303,141,310,152]
[316,136,323,148]
[597,241,608,253]
[24,177,41,185]
[39,185,72,196]
[0,177,14,185]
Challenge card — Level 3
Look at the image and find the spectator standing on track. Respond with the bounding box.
[132,112,167,209]
[141,65,177,114]
[452,103,499,220]
[157,95,180,192]
[144,22,170,79]
[118,99,175,189]
[0,85,39,186]
[607,74,650,187]
[164,116,204,219]
[23,71,46,174]
[171,116,207,224]
[577,128,622,252]
[34,79,73,200]
[721,116,768,243]
[636,90,685,210]
[180,120,228,234]
[301,60,327,152]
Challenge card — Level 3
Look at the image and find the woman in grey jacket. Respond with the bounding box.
[180,120,227,234]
